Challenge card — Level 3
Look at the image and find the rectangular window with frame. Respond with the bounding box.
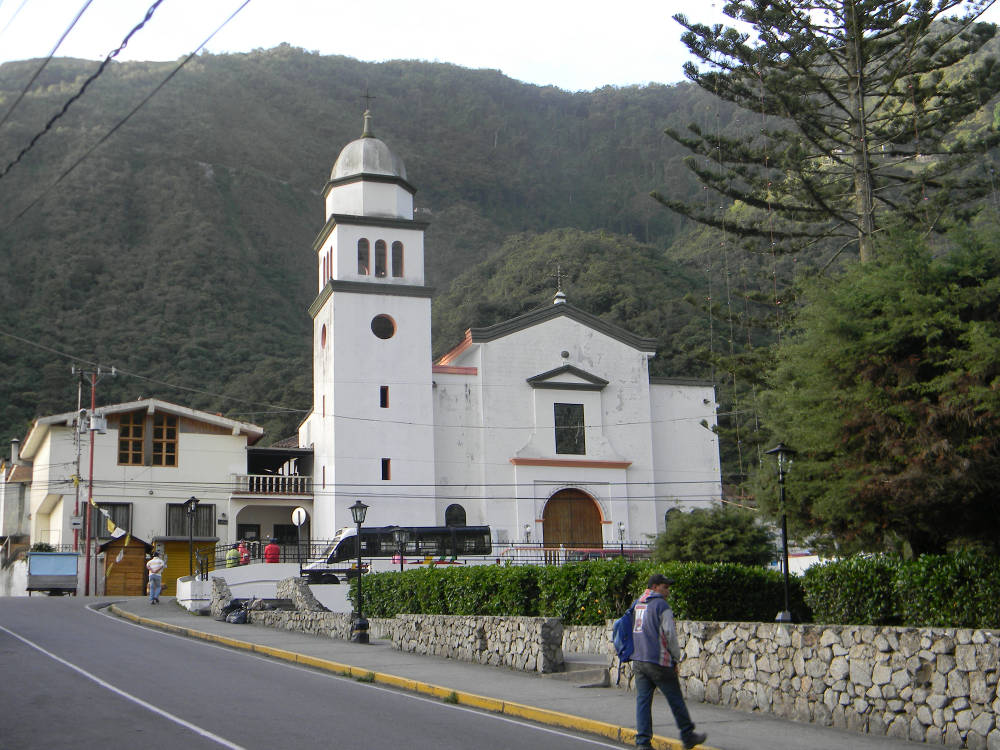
[381,458,391,480]
[554,403,586,455]
[152,413,178,466]
[118,411,144,465]
[166,503,215,537]
[91,502,132,539]
[380,386,389,408]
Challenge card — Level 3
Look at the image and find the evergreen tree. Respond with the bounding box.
[660,0,1000,263]
[758,227,1000,556]
[654,504,776,566]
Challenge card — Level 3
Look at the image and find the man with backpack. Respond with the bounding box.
[630,573,706,750]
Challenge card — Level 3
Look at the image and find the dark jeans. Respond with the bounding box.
[634,660,696,747]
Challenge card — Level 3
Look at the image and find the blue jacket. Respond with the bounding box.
[631,589,680,667]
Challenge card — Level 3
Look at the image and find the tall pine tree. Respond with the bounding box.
[660,0,1000,263]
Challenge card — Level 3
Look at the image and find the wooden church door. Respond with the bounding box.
[542,489,602,559]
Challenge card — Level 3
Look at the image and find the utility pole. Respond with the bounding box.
[77,366,115,596]
[72,368,83,552]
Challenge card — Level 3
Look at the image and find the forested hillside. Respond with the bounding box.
[0,45,738,445]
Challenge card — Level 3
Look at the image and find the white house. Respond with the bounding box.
[297,112,723,547]
[7,399,289,595]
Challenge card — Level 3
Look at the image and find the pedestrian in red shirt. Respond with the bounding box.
[264,538,280,563]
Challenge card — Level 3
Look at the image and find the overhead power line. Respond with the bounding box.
[0,0,93,131]
[3,0,253,229]
[0,326,305,415]
[0,0,167,181]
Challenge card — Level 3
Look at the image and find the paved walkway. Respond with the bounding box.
[108,597,924,750]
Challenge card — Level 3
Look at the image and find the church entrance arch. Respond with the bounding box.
[542,489,603,556]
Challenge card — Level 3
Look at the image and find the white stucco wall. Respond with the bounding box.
[431,313,722,545]
[649,380,722,531]
[316,222,426,289]
[325,180,413,220]
[311,289,436,538]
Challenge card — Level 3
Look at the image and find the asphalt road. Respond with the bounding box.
[0,598,627,750]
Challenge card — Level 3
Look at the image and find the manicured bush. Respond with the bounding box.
[802,555,900,625]
[358,553,999,628]
[668,562,810,623]
[359,558,808,625]
[895,551,1000,629]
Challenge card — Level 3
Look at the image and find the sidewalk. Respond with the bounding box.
[108,597,924,750]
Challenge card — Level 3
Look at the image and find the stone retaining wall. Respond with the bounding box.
[210,580,999,747]
[563,624,611,656]
[382,614,563,673]
[589,620,999,750]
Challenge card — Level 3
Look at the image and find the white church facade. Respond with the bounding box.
[1,114,723,582]
[297,113,722,548]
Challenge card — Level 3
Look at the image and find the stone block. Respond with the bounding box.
[909,716,927,742]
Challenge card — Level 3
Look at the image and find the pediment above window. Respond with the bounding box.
[526,364,608,391]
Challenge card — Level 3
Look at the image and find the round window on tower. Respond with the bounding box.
[371,314,396,340]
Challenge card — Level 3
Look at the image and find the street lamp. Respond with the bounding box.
[349,500,369,644]
[765,442,796,623]
[617,521,626,558]
[392,526,409,572]
[184,496,199,577]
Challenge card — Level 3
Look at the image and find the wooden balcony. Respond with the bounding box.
[233,474,312,496]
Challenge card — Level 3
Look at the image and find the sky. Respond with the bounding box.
[0,0,740,92]
[2,1,1000,92]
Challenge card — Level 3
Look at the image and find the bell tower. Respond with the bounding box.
[301,112,437,539]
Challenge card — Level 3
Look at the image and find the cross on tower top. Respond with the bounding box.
[361,88,377,112]
[551,264,568,305]
[552,264,566,292]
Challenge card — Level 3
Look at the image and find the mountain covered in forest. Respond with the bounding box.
[0,46,741,445]
[4,40,994,449]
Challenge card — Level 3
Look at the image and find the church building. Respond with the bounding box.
[297,113,722,548]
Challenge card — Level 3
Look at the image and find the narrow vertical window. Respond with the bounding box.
[380,386,389,408]
[391,241,404,277]
[152,414,178,467]
[118,412,144,465]
[554,403,586,455]
[374,240,387,277]
[358,238,370,275]
[381,458,391,480]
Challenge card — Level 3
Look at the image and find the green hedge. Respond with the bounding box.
[802,555,901,625]
[803,552,1000,628]
[894,551,1000,628]
[354,559,808,625]
[353,553,999,628]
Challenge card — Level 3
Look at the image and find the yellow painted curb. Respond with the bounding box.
[108,606,715,750]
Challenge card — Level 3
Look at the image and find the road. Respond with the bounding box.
[0,598,625,750]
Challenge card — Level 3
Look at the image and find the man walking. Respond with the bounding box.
[631,573,706,750]
[146,550,165,604]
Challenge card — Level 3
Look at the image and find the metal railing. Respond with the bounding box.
[198,540,653,575]
[232,474,312,495]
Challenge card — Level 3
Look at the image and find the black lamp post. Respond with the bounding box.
[765,443,796,623]
[184,496,199,577]
[349,500,369,644]
[617,521,626,558]
[392,526,409,572]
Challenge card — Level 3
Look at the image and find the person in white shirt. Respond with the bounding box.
[146,551,165,604]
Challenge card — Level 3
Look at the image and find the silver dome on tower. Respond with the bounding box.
[330,110,408,182]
